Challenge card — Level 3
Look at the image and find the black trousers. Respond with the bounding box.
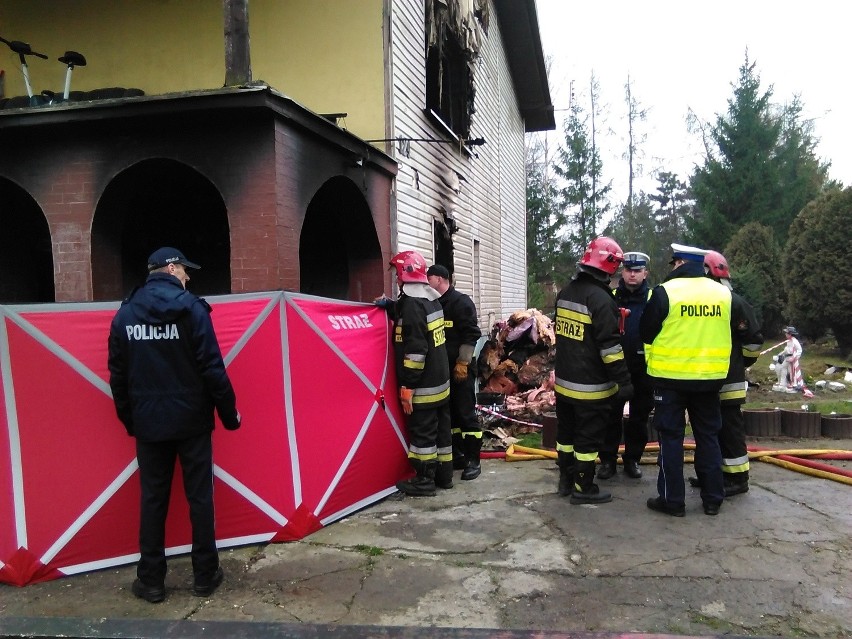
[601,378,653,462]
[406,402,453,460]
[555,399,610,459]
[450,373,480,435]
[135,432,219,586]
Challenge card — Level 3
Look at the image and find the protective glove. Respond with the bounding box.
[617,383,634,401]
[399,387,414,415]
[374,295,394,309]
[224,410,242,431]
[453,360,469,382]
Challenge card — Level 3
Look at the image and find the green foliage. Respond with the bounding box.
[526,141,565,286]
[553,80,611,257]
[688,55,827,250]
[645,172,692,277]
[783,187,852,354]
[724,222,784,335]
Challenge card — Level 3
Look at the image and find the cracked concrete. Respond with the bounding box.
[1,437,850,637]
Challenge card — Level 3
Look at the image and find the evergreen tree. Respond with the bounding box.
[783,187,852,354]
[688,54,827,249]
[525,136,565,307]
[648,171,691,276]
[724,222,784,336]
[553,78,611,259]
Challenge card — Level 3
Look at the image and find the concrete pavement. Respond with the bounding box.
[1,436,850,638]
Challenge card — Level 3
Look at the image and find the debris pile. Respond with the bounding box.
[476,309,556,421]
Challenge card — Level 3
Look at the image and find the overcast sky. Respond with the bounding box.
[535,0,848,202]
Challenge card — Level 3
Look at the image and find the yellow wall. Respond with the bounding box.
[0,0,386,139]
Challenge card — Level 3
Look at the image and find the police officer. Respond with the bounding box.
[426,264,483,480]
[108,247,241,603]
[598,251,653,481]
[640,243,732,517]
[690,250,763,496]
[554,237,633,505]
[389,251,453,496]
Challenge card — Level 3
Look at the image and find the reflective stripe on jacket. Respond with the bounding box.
[646,277,732,381]
[393,295,450,408]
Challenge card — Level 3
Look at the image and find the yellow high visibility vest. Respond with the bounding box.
[646,277,732,380]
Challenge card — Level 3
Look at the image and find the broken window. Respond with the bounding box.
[424,0,488,140]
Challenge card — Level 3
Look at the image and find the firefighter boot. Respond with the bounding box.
[724,471,749,496]
[396,460,437,497]
[570,460,612,505]
[460,436,482,480]
[436,460,455,489]
[557,452,575,497]
[452,432,467,470]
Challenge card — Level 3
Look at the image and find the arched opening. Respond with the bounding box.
[299,177,384,301]
[0,178,54,303]
[91,159,230,300]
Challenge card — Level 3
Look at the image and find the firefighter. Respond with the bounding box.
[389,250,453,496]
[598,250,653,481]
[641,243,733,517]
[689,250,764,496]
[426,264,483,480]
[554,237,633,505]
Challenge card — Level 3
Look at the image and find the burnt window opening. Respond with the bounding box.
[434,219,455,279]
[425,0,487,141]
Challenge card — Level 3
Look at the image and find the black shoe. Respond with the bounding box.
[193,566,224,597]
[436,478,454,489]
[724,482,749,497]
[703,502,721,516]
[132,579,165,603]
[688,476,702,488]
[461,462,481,481]
[646,497,685,517]
[623,460,642,479]
[596,459,616,480]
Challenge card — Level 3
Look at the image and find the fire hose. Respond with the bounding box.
[499,442,852,485]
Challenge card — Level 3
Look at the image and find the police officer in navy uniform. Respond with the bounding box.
[426,264,483,480]
[598,251,653,480]
[388,251,453,496]
[108,247,241,603]
[553,237,633,505]
[640,243,732,517]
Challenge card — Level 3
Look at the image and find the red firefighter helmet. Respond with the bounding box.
[389,250,429,284]
[579,236,624,275]
[704,250,731,279]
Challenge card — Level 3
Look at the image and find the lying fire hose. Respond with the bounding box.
[500,443,852,486]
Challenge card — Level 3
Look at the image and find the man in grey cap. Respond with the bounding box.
[108,247,241,603]
[640,243,733,517]
[597,251,653,481]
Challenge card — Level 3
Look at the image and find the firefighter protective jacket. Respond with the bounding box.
[437,286,481,365]
[107,272,239,442]
[554,271,631,403]
[393,292,450,409]
[719,290,764,404]
[640,261,732,392]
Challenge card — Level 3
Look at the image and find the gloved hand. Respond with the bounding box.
[399,387,414,415]
[224,410,242,431]
[617,383,634,401]
[374,295,393,309]
[453,360,469,382]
